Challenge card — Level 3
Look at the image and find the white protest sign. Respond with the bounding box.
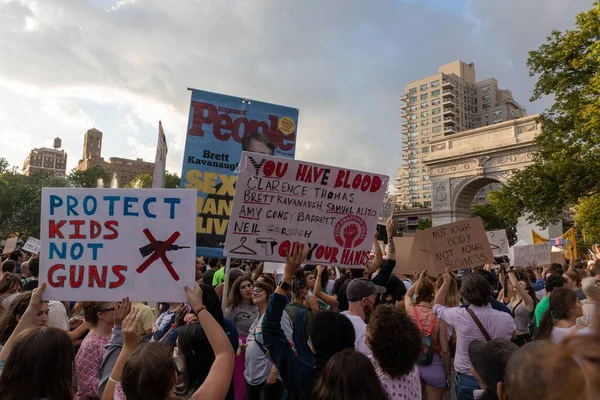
[426,217,494,272]
[486,230,509,256]
[22,237,41,254]
[378,195,397,225]
[40,188,197,302]
[263,262,286,274]
[513,242,551,267]
[224,152,389,268]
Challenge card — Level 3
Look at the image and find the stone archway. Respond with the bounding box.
[425,115,540,226]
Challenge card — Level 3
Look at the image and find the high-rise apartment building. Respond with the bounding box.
[76,128,154,187]
[23,137,68,176]
[396,61,526,208]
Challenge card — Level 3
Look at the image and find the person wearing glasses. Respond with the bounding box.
[73,301,116,400]
[245,282,293,400]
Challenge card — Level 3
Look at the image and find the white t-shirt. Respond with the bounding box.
[341,311,371,356]
[550,325,594,343]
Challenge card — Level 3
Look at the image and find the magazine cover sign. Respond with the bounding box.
[40,188,196,302]
[224,153,389,268]
[180,89,299,258]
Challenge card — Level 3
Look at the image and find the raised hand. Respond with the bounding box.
[114,297,131,326]
[185,282,204,313]
[283,243,309,279]
[343,224,359,247]
[122,308,142,349]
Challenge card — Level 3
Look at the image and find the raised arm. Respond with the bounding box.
[508,271,535,312]
[187,283,235,400]
[385,219,396,261]
[434,271,450,306]
[314,265,338,310]
[404,270,425,311]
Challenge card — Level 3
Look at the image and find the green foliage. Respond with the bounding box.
[69,165,110,188]
[417,218,432,230]
[575,194,600,243]
[493,3,600,226]
[165,171,180,189]
[129,173,153,188]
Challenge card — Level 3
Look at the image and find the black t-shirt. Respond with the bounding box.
[22,279,39,292]
[203,269,216,286]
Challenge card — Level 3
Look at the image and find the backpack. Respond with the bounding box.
[414,306,437,366]
[293,308,315,367]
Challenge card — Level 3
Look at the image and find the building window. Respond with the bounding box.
[410,114,417,120]
[410,150,418,155]
[411,193,420,199]
[421,111,429,118]
[420,94,428,101]
[409,131,419,138]
[493,118,503,124]
[482,104,491,110]
[420,102,428,108]
[431,80,440,87]
[410,168,419,174]
[424,193,432,199]
[424,201,431,207]
[423,175,430,181]
[432,108,441,115]
[432,99,441,106]
[409,96,417,103]
[423,184,432,191]
[432,126,441,133]
[410,159,418,165]
[409,105,417,112]
[421,121,429,127]
[421,138,430,144]
[422,147,429,153]
[481,85,490,92]
[482,94,490,101]
[493,109,503,116]
[432,117,441,123]
[410,123,418,129]
[409,88,417,94]
[432,89,440,97]
[420,84,428,91]
[410,177,419,183]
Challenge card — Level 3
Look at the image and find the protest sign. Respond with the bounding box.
[180,89,300,258]
[405,230,440,275]
[224,152,388,268]
[393,237,414,275]
[513,242,551,267]
[22,237,41,254]
[2,238,17,255]
[486,230,509,256]
[40,188,196,302]
[378,195,397,225]
[263,262,286,275]
[426,217,494,272]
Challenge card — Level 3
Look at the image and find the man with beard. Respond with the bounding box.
[341,278,386,356]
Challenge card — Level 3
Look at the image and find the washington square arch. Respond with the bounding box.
[425,115,540,226]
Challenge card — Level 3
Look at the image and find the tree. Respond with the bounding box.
[165,171,180,189]
[69,165,110,188]
[129,173,153,188]
[417,218,432,230]
[491,3,600,226]
[575,194,600,243]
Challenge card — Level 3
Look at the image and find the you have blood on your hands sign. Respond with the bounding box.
[224,153,389,268]
[40,188,196,302]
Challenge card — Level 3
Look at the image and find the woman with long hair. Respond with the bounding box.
[563,270,586,300]
[0,283,74,400]
[498,269,537,346]
[0,292,49,345]
[535,287,593,343]
[74,301,116,400]
[103,283,234,400]
[225,275,257,400]
[366,304,422,399]
[311,349,389,400]
[405,272,448,400]
[0,274,22,319]
[244,281,292,400]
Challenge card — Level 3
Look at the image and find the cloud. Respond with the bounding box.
[0,0,594,181]
[41,98,94,127]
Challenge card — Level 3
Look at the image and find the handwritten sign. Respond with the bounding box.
[393,237,414,275]
[513,242,551,267]
[40,188,197,302]
[378,195,397,225]
[2,238,17,255]
[405,231,441,276]
[224,152,389,268]
[22,237,41,254]
[486,230,509,256]
[425,217,494,272]
[263,262,286,275]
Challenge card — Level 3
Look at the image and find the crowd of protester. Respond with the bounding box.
[0,220,599,400]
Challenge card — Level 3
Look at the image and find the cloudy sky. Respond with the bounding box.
[0,0,593,182]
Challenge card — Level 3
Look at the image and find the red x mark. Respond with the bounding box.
[136,228,181,281]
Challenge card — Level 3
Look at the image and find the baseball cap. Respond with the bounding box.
[346,278,386,302]
[468,339,518,396]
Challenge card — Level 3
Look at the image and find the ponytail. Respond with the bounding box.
[534,288,577,341]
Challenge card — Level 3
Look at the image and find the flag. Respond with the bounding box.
[152,121,168,189]
[532,230,549,244]
[561,227,577,259]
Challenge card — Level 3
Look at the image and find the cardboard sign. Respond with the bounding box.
[40,188,197,302]
[224,152,389,268]
[513,242,551,267]
[2,238,17,255]
[180,89,300,258]
[426,217,494,272]
[378,195,397,225]
[393,237,414,275]
[22,237,41,254]
[486,230,509,256]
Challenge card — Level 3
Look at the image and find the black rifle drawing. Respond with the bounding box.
[139,242,191,258]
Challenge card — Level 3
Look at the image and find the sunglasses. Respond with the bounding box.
[252,287,264,294]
